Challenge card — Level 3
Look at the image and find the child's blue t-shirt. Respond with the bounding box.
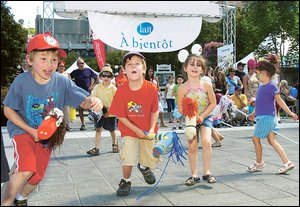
[3,72,89,138]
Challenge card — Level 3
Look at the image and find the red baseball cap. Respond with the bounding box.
[27,33,67,58]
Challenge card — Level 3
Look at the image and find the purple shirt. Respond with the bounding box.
[256,82,279,116]
[70,68,98,92]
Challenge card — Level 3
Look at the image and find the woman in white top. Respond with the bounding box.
[164,75,176,123]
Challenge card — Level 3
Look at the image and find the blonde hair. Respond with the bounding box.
[28,50,59,62]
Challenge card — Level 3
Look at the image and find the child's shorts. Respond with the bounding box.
[95,116,116,131]
[13,134,52,185]
[254,115,280,139]
[119,136,160,169]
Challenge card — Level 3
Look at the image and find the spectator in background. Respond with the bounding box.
[230,87,248,126]
[247,97,256,126]
[164,75,176,123]
[235,62,246,87]
[70,57,99,130]
[115,65,128,87]
[145,66,167,127]
[19,58,30,73]
[57,60,71,131]
[226,67,243,95]
[243,59,259,102]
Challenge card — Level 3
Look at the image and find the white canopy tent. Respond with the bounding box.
[65,58,99,75]
[53,1,223,53]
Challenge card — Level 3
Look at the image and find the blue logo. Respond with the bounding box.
[137,22,153,36]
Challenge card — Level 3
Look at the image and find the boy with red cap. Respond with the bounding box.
[2,33,103,206]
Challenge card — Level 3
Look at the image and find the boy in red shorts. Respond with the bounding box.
[2,33,103,206]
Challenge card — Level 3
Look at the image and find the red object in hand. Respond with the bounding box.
[37,116,58,140]
[182,97,198,118]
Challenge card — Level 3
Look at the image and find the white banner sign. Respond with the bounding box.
[88,12,202,53]
[217,44,234,69]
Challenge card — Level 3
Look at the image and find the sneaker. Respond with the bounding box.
[117,179,131,196]
[172,126,177,131]
[87,147,100,156]
[14,199,27,206]
[137,163,156,184]
[276,161,294,174]
[80,124,86,131]
[247,162,265,172]
[66,125,71,131]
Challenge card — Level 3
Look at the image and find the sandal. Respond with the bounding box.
[184,176,200,186]
[276,161,294,174]
[202,174,216,183]
[211,142,222,147]
[247,162,265,172]
[112,143,119,153]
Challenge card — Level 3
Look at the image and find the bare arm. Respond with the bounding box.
[243,75,249,98]
[275,94,298,120]
[3,106,38,141]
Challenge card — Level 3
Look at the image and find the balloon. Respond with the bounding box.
[191,44,202,56]
[178,49,189,63]
[290,87,298,99]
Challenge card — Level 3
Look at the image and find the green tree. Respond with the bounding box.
[1,1,27,87]
[238,1,299,60]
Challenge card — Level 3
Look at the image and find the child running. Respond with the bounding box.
[1,33,103,206]
[109,52,160,196]
[247,60,298,174]
[177,54,217,185]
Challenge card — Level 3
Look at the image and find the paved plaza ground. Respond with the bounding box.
[1,118,299,206]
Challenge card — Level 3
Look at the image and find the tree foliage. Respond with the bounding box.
[237,1,299,59]
[1,1,27,86]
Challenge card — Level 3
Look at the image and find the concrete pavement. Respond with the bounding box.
[1,118,299,206]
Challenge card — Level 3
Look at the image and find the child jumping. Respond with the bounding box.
[109,52,160,196]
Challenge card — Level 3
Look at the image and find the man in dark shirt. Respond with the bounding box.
[70,57,99,130]
[235,62,246,93]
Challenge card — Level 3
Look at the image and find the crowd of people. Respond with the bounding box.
[1,32,299,205]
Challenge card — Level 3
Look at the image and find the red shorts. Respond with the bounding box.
[13,134,52,185]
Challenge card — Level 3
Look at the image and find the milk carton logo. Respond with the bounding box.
[137,22,153,36]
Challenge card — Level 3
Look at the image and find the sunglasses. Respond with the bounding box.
[101,74,113,78]
[78,63,84,65]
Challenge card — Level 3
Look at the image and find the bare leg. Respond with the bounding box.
[252,136,263,164]
[94,128,102,149]
[122,166,133,179]
[200,126,212,175]
[159,112,167,127]
[267,132,289,164]
[187,136,198,177]
[79,108,85,125]
[1,172,33,206]
[110,130,117,145]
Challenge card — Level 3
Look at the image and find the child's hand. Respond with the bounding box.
[248,113,255,121]
[196,115,204,124]
[136,129,148,139]
[289,112,298,121]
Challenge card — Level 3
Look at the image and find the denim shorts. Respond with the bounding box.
[196,115,214,129]
[254,115,280,139]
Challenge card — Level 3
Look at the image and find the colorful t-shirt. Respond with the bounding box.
[115,74,128,87]
[3,72,88,138]
[256,82,279,116]
[70,68,98,92]
[109,80,159,137]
